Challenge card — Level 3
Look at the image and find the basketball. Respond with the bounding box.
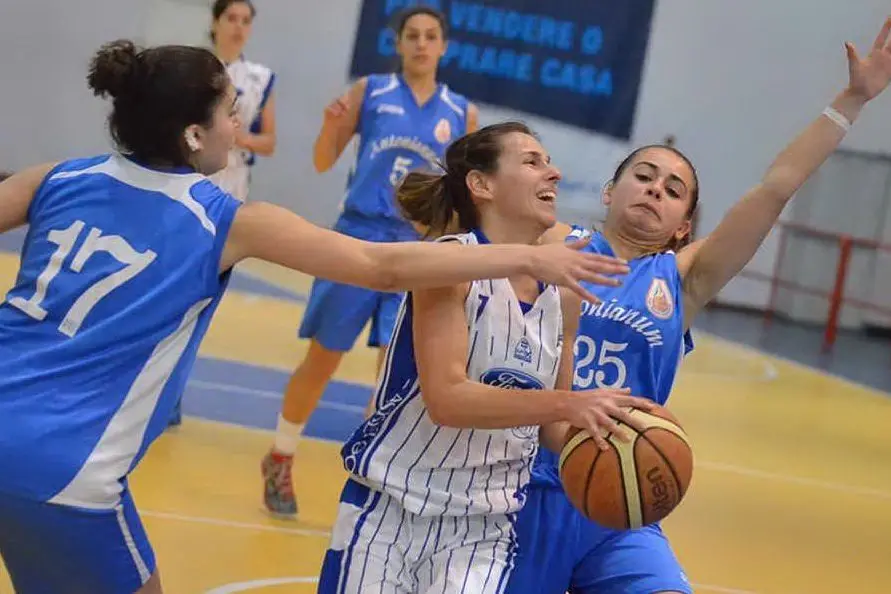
[558,405,693,530]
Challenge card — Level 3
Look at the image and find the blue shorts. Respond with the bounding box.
[506,484,691,594]
[298,211,417,352]
[0,488,155,594]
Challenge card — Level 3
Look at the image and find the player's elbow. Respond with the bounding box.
[259,135,277,156]
[362,245,400,293]
[423,386,465,428]
[312,155,333,174]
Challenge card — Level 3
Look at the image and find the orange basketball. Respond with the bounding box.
[558,405,693,530]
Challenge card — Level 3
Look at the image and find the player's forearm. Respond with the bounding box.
[539,421,571,453]
[684,89,865,307]
[240,132,276,156]
[368,241,538,292]
[426,381,571,429]
[312,124,350,173]
[760,89,863,199]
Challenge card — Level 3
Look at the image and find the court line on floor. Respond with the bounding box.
[700,331,891,398]
[202,577,757,594]
[140,510,332,538]
[187,379,366,414]
[183,379,891,502]
[698,460,891,500]
[143,484,766,594]
[204,576,318,593]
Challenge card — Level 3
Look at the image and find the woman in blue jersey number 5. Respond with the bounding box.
[0,40,626,594]
[506,17,891,594]
[262,5,480,517]
[317,121,657,594]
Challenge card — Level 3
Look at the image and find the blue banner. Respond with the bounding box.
[349,0,656,140]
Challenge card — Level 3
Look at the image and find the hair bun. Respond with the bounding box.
[87,39,140,99]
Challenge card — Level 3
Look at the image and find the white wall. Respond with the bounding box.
[2,0,891,310]
[0,0,146,168]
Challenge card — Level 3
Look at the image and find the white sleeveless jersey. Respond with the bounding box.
[209,55,275,201]
[340,230,564,517]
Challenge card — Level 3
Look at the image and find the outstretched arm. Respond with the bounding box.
[221,202,630,300]
[679,18,891,319]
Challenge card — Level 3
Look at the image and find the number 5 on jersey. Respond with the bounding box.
[9,220,156,337]
[573,336,628,389]
[389,156,413,186]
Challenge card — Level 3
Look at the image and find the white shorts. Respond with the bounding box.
[318,478,517,594]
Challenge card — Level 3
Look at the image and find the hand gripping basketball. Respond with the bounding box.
[558,393,695,531]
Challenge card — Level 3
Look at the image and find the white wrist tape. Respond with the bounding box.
[822,107,852,132]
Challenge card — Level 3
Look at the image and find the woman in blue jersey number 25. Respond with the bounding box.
[506,17,891,594]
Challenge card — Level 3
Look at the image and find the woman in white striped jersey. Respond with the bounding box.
[317,121,656,594]
[207,0,276,203]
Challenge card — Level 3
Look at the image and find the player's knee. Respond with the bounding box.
[301,340,345,377]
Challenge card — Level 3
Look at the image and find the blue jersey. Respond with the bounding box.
[532,227,694,487]
[0,154,241,508]
[341,73,469,226]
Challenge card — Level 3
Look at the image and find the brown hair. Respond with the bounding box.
[610,144,700,251]
[87,39,228,168]
[397,121,535,238]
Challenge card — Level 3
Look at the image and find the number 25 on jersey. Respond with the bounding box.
[573,335,628,389]
[9,220,156,338]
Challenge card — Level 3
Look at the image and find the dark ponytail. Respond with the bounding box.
[398,170,476,238]
[397,121,536,238]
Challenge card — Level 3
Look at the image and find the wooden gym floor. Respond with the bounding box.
[0,230,889,594]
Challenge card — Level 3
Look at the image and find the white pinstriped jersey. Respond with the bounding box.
[340,230,564,517]
[209,55,275,201]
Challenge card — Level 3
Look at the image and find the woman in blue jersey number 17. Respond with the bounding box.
[317,121,657,594]
[506,17,891,594]
[0,41,627,594]
[261,6,480,516]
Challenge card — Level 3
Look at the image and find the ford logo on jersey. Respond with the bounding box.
[480,369,544,440]
[480,368,545,391]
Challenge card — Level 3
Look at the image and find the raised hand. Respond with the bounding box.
[845,16,891,102]
[528,237,629,303]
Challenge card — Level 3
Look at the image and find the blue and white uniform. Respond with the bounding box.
[318,229,563,594]
[209,55,275,201]
[0,154,241,593]
[299,73,469,352]
[505,227,695,594]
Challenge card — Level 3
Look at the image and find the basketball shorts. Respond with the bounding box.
[318,478,517,594]
[505,484,692,594]
[299,212,417,352]
[0,487,155,594]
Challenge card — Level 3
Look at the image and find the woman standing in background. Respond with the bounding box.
[260,6,480,517]
[169,0,276,427]
[208,0,276,202]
